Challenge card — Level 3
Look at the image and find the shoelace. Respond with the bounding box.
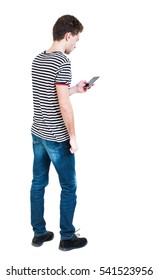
[75,228,80,237]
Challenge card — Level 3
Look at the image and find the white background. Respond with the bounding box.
[0,0,159,279]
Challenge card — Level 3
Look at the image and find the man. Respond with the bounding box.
[30,15,91,251]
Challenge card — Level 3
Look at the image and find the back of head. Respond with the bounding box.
[53,14,84,41]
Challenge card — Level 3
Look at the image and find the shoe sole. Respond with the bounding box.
[32,235,54,247]
[59,241,88,251]
[32,242,43,247]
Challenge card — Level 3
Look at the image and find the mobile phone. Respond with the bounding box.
[83,76,100,88]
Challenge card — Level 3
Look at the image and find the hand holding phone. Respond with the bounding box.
[83,76,100,88]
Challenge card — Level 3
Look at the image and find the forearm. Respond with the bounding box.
[69,80,88,96]
[59,99,76,138]
[69,85,77,96]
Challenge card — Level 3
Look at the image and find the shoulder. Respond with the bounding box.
[32,51,71,70]
[32,52,45,65]
[54,52,70,65]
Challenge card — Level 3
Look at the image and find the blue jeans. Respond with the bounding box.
[30,134,77,240]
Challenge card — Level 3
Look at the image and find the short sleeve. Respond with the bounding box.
[55,62,72,86]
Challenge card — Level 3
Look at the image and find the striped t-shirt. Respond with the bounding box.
[31,51,72,142]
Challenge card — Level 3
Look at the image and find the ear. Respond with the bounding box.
[65,32,72,41]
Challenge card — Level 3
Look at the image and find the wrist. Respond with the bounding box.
[70,134,76,140]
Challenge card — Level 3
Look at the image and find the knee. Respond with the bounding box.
[31,175,49,191]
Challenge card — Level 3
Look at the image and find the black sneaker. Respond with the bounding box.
[59,235,87,251]
[32,231,54,247]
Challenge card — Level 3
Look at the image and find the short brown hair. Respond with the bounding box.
[53,14,83,41]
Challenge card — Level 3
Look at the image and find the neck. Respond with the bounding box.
[46,41,65,53]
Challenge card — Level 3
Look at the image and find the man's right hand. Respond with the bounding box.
[69,136,78,153]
